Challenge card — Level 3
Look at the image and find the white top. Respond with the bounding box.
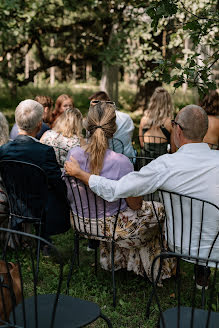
[89,143,219,262]
[113,110,135,158]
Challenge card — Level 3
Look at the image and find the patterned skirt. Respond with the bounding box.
[72,200,175,283]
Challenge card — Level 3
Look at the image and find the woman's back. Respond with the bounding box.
[65,147,133,218]
[139,88,173,155]
[203,115,219,147]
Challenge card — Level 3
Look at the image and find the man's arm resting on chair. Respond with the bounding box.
[64,156,143,209]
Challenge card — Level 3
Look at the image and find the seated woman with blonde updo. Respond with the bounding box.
[64,101,175,282]
[139,87,175,159]
[40,107,84,167]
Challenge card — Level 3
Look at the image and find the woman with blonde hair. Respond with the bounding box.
[40,107,84,167]
[64,101,175,282]
[139,87,175,158]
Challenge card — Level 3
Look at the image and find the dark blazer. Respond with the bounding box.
[10,123,50,140]
[0,135,70,235]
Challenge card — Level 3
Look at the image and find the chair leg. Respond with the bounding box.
[95,246,98,276]
[146,258,163,319]
[75,233,79,266]
[111,242,116,307]
[35,224,42,277]
[66,233,79,295]
[99,312,112,328]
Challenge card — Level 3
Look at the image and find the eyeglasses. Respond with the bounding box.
[90,100,116,106]
[171,119,184,130]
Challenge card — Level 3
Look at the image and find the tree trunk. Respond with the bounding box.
[50,38,55,86]
[133,65,161,112]
[100,64,119,103]
[86,61,92,81]
[133,33,163,112]
[6,53,17,97]
[25,52,29,79]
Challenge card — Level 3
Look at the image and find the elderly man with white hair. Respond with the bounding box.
[0,100,70,250]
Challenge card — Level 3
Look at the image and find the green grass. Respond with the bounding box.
[8,236,219,328]
[17,229,216,328]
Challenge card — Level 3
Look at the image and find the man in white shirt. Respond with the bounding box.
[65,104,219,205]
[65,104,219,286]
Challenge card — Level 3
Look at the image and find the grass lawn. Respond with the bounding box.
[19,228,216,328]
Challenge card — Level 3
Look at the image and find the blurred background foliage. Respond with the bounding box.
[0,0,218,113]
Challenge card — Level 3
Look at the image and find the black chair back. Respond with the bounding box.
[150,252,219,328]
[108,138,125,155]
[139,135,169,156]
[152,190,219,265]
[65,176,121,241]
[207,142,219,150]
[0,227,63,327]
[0,160,48,229]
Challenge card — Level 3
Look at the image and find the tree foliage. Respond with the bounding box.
[146,0,219,96]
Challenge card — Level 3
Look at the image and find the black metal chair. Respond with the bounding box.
[152,190,219,258]
[207,142,219,150]
[0,160,48,271]
[147,252,219,327]
[108,137,125,154]
[137,135,169,170]
[65,176,122,307]
[129,155,154,171]
[0,227,112,327]
[51,145,69,168]
[146,190,219,317]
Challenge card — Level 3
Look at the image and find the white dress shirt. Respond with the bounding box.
[113,110,135,158]
[89,143,219,262]
[89,143,219,205]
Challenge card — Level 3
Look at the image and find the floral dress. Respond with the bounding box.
[71,200,175,283]
[66,148,175,283]
[40,130,80,167]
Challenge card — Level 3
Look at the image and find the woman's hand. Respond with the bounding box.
[64,156,81,177]
[126,196,143,210]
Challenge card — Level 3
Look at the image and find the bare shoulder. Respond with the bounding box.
[163,117,172,132]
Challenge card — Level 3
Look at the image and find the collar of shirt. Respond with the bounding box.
[177,142,210,153]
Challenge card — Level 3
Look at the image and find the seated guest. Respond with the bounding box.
[40,107,85,167]
[35,95,54,127]
[0,100,70,239]
[89,91,136,158]
[0,112,9,226]
[64,101,174,281]
[199,90,219,148]
[139,87,176,157]
[51,94,74,128]
[10,95,53,140]
[65,104,219,289]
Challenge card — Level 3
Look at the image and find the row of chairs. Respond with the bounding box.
[1,158,219,326]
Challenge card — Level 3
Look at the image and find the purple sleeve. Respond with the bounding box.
[116,155,134,179]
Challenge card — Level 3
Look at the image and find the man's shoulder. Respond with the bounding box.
[116,110,132,121]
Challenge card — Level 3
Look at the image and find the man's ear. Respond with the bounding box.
[44,106,49,113]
